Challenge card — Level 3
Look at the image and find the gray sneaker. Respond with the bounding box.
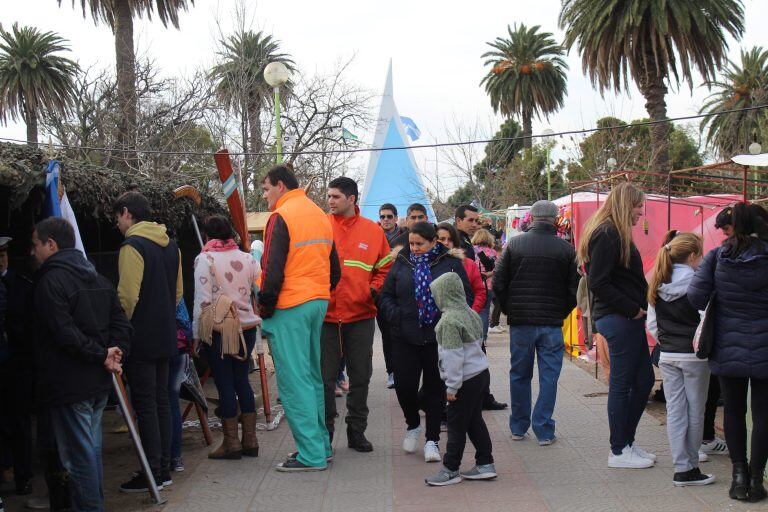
[461,464,498,480]
[425,466,462,486]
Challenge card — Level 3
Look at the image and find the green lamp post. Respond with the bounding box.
[264,61,291,163]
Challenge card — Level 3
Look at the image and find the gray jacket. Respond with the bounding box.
[430,272,488,395]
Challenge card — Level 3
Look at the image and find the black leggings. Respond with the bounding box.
[703,374,721,442]
[392,342,444,442]
[490,297,502,328]
[719,376,768,473]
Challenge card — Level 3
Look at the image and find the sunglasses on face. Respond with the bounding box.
[379,214,394,219]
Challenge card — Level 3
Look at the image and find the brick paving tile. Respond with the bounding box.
[159,328,761,512]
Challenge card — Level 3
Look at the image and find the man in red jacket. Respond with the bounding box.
[323,177,393,452]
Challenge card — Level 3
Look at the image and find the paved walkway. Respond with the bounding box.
[162,330,764,512]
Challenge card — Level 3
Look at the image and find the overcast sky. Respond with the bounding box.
[2,0,767,196]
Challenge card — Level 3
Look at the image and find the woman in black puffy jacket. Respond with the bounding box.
[688,202,768,503]
[378,222,472,463]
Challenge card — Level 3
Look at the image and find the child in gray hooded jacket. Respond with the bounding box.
[425,272,496,486]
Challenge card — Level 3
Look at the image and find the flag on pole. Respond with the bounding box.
[342,128,359,141]
[44,160,85,254]
[400,116,421,141]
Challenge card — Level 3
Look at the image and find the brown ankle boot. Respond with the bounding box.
[209,417,242,460]
[241,412,259,457]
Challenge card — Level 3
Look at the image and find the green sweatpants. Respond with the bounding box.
[262,299,331,468]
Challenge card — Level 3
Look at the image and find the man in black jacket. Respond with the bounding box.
[454,205,480,261]
[31,218,131,512]
[390,203,429,249]
[493,200,579,445]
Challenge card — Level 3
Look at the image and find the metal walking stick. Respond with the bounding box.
[112,373,166,505]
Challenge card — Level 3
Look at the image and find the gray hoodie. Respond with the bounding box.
[430,272,488,394]
[646,263,705,360]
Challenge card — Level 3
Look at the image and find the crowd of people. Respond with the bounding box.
[1,166,767,509]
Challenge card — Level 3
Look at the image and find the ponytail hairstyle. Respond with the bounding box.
[647,230,703,306]
[577,182,644,268]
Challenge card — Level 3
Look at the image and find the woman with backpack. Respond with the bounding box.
[646,230,715,487]
[193,215,260,461]
[688,202,768,502]
[577,182,655,469]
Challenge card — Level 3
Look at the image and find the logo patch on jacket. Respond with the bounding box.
[358,242,369,250]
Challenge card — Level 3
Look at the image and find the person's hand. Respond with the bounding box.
[192,338,201,355]
[446,393,457,402]
[633,309,647,320]
[104,347,123,374]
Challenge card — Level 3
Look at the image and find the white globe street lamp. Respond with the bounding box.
[607,157,618,169]
[264,62,291,163]
[749,141,762,155]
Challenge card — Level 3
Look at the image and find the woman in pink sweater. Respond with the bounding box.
[193,215,260,460]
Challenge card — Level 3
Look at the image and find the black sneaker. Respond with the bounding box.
[673,468,715,487]
[15,478,33,495]
[119,473,164,493]
[287,451,333,463]
[276,457,327,473]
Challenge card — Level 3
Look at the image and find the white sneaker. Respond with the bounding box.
[403,426,421,453]
[700,437,729,455]
[698,450,709,462]
[424,441,441,462]
[608,445,654,469]
[386,373,395,389]
[488,325,506,334]
[631,445,657,462]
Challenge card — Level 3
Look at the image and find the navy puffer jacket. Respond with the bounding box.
[687,240,768,379]
[378,244,473,346]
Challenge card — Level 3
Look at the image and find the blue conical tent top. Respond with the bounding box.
[360,62,436,222]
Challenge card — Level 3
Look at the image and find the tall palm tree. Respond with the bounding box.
[700,46,768,159]
[481,24,568,151]
[209,30,293,179]
[61,0,194,163]
[559,0,744,172]
[0,23,79,146]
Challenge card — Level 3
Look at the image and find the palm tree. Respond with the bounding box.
[61,0,193,163]
[559,0,744,172]
[700,46,768,158]
[209,30,293,180]
[481,24,568,151]
[0,23,79,146]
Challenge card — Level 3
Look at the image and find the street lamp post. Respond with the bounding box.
[264,61,291,163]
[542,129,555,200]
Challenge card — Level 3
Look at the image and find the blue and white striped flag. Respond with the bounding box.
[45,160,85,254]
[400,116,421,141]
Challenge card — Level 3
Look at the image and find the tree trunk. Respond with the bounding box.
[114,0,137,170]
[24,104,38,147]
[522,109,533,151]
[639,73,671,173]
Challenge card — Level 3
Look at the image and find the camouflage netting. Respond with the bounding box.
[0,142,225,231]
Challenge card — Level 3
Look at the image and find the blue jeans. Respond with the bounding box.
[168,352,187,460]
[508,325,564,441]
[49,392,108,512]
[204,328,257,418]
[595,315,655,455]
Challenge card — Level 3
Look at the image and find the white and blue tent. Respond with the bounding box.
[360,62,436,222]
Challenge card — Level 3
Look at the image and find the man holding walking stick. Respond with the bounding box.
[31,218,131,512]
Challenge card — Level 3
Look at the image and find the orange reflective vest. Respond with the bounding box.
[264,189,334,310]
[325,208,393,323]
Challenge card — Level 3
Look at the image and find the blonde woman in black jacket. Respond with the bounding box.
[577,182,655,470]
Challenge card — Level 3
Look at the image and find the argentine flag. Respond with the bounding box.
[400,116,421,141]
[45,160,85,254]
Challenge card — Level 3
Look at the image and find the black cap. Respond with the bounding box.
[715,207,733,229]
